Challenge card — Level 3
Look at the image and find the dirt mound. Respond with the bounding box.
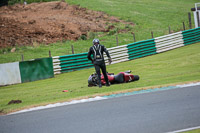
[0,1,134,48]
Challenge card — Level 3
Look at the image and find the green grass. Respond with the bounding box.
[66,0,197,31]
[0,42,199,114]
[182,129,200,133]
[0,0,199,63]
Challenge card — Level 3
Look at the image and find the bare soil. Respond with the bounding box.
[0,1,133,48]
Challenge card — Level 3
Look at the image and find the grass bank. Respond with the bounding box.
[183,128,200,133]
[0,0,199,63]
[0,43,199,114]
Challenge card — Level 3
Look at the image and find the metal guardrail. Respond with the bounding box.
[53,27,200,75]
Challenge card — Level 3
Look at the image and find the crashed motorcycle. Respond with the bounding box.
[88,70,139,87]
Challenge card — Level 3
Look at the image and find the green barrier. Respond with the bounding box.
[60,61,92,68]
[61,66,94,73]
[127,38,156,60]
[19,57,54,83]
[59,55,87,62]
[183,36,200,43]
[58,52,92,72]
[128,47,156,56]
[127,40,155,48]
[53,27,199,76]
[182,30,200,45]
[182,27,200,45]
[182,33,200,40]
[56,51,95,74]
[128,43,156,52]
[128,39,155,46]
[59,52,87,58]
[183,35,200,42]
[182,27,200,33]
[182,29,200,37]
[129,50,156,58]
[129,52,157,60]
[61,64,93,72]
[60,58,89,65]
[184,38,200,45]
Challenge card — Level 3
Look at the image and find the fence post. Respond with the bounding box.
[49,50,51,57]
[21,54,24,61]
[132,32,136,42]
[116,35,119,46]
[182,22,185,31]
[168,26,171,34]
[198,12,200,27]
[151,31,154,38]
[61,24,65,42]
[188,12,192,29]
[71,45,74,54]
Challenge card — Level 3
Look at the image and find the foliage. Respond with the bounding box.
[79,34,87,40]
[8,0,58,5]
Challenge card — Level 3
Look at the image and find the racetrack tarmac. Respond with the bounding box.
[0,85,200,133]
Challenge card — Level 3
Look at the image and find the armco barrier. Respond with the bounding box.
[182,27,200,45]
[155,31,184,53]
[53,53,93,75]
[53,45,130,74]
[53,27,200,75]
[1,27,200,85]
[104,45,129,65]
[127,39,157,60]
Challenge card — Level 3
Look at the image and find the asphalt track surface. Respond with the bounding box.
[0,85,200,133]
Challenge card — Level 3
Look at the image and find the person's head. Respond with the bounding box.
[93,39,100,45]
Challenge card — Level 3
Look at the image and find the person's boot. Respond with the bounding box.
[97,75,102,88]
[99,83,102,88]
[105,82,110,87]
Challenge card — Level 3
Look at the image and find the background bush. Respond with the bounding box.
[7,0,58,5]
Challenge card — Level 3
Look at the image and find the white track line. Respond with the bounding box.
[8,96,107,115]
[167,126,200,133]
[8,82,200,115]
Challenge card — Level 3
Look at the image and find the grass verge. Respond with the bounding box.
[0,43,199,115]
[182,129,200,133]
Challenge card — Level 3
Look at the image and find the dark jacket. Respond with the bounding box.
[87,44,111,65]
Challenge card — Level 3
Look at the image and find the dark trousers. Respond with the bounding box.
[94,62,109,85]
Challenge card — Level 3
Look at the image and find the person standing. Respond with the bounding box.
[87,39,112,88]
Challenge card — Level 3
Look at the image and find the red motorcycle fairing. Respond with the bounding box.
[88,70,139,87]
[119,72,135,82]
[101,73,115,85]
[101,72,136,85]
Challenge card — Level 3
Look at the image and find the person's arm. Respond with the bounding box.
[87,47,93,63]
[103,45,112,64]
